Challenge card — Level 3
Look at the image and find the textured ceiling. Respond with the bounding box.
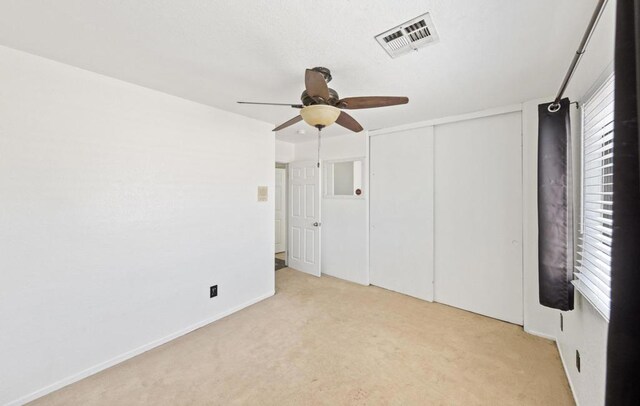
[0,0,611,143]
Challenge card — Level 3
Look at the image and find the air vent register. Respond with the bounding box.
[375,13,439,58]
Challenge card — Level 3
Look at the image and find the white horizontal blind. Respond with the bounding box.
[575,73,614,320]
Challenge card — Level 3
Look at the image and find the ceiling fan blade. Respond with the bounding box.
[238,101,303,108]
[335,111,364,133]
[338,96,409,110]
[305,69,330,101]
[273,115,303,132]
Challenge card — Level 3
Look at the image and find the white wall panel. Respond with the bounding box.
[275,140,295,163]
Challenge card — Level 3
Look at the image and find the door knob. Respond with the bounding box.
[313,222,320,227]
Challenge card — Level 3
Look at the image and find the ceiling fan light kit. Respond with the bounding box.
[300,105,341,128]
[237,67,409,134]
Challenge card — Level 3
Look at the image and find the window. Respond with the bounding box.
[574,73,614,320]
[323,159,364,198]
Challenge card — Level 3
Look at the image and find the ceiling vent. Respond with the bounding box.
[375,13,439,58]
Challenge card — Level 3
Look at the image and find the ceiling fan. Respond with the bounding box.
[237,67,409,133]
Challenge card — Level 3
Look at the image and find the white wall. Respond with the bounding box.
[294,133,368,285]
[275,139,295,163]
[0,45,275,405]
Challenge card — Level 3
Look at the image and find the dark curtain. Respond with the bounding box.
[537,98,574,311]
[605,0,640,404]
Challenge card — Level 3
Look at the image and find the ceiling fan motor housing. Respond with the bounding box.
[301,88,340,106]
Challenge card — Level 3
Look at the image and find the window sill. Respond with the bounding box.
[323,195,365,200]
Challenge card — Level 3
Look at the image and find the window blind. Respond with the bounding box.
[575,73,614,320]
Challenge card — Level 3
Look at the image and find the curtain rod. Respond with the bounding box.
[549,0,608,111]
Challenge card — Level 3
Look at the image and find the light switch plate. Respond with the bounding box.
[257,186,268,202]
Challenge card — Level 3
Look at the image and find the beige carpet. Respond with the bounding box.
[31,268,574,405]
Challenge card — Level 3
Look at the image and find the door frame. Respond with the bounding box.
[275,162,288,265]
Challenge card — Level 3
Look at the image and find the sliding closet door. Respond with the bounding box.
[434,112,523,324]
[370,127,434,301]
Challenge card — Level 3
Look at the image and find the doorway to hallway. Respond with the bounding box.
[275,163,287,271]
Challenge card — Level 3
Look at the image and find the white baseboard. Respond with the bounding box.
[7,291,275,406]
[556,340,580,406]
[523,327,557,341]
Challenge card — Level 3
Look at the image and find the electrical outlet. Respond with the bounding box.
[210,285,218,298]
[576,350,581,372]
[560,314,564,332]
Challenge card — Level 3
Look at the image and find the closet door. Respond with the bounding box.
[369,127,435,301]
[434,112,523,324]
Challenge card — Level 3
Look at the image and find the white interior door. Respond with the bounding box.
[370,127,435,301]
[274,167,286,254]
[288,161,321,276]
[434,111,523,324]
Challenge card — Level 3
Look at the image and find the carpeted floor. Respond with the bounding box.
[31,268,574,405]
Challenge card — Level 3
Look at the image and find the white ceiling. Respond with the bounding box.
[0,1,605,143]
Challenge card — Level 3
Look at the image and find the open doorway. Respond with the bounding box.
[275,163,287,271]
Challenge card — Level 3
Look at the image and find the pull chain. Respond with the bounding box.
[317,127,322,168]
